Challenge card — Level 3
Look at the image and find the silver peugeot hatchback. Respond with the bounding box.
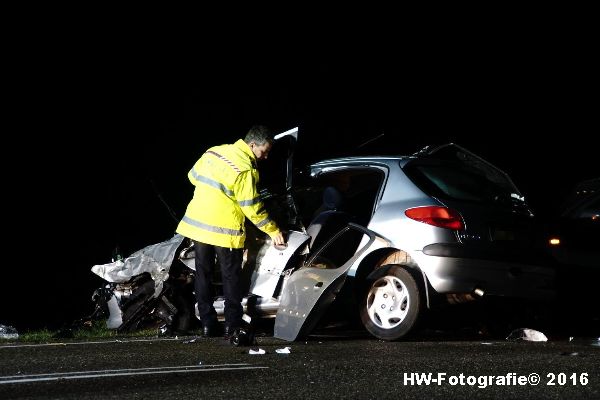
[255,135,556,341]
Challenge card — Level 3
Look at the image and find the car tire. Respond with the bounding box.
[359,265,422,341]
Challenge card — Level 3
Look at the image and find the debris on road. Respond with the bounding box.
[506,328,548,342]
[275,346,291,354]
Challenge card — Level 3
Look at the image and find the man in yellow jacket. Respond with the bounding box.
[176,125,286,338]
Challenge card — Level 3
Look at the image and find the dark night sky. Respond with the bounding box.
[4,29,599,330]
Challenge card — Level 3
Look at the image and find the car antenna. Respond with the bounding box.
[148,178,180,223]
[356,132,385,149]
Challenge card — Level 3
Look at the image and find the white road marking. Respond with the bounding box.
[0,364,268,384]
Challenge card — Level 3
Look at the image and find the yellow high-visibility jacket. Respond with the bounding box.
[176,139,280,248]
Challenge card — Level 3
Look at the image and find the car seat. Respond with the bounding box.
[306,186,354,251]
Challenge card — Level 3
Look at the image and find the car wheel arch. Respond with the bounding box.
[353,248,428,303]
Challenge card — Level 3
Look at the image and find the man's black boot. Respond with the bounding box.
[223,325,233,341]
[202,323,222,338]
[202,326,211,337]
[229,326,254,346]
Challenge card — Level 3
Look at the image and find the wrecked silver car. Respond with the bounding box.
[91,127,556,341]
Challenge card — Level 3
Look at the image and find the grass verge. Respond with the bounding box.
[1,320,199,343]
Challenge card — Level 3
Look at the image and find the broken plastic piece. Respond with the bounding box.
[275,346,291,354]
[567,337,600,347]
[506,328,548,342]
[158,324,172,337]
[248,348,266,355]
[0,324,19,340]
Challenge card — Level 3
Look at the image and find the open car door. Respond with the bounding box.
[274,223,391,341]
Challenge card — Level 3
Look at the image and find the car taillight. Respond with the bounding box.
[405,206,464,230]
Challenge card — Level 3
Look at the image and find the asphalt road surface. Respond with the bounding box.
[1,330,598,399]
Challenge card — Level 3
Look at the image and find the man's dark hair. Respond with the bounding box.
[244,125,273,145]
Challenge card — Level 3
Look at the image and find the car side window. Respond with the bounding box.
[572,196,599,220]
[307,228,364,269]
[317,168,385,226]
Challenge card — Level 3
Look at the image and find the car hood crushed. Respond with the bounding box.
[91,234,192,298]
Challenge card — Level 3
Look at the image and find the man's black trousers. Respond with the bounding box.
[193,241,244,330]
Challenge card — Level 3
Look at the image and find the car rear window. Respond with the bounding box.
[404,159,525,207]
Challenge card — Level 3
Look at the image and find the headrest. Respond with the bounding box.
[322,186,343,210]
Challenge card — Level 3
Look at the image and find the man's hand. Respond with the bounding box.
[272,231,286,246]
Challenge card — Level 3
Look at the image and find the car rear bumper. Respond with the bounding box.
[412,250,556,301]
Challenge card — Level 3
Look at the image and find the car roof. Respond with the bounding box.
[310,155,415,167]
[309,143,463,167]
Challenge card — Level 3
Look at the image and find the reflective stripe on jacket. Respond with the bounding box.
[176,139,280,248]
